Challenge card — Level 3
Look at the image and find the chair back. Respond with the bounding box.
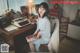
[48,19,59,53]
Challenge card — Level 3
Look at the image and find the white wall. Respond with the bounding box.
[63,4,80,22]
[60,0,80,22]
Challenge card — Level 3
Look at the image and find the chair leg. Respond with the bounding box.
[29,42,35,52]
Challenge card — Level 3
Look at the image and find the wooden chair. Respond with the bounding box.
[59,17,69,41]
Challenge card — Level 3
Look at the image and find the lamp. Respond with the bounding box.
[28,0,35,14]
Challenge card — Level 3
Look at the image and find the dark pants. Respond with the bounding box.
[14,27,36,53]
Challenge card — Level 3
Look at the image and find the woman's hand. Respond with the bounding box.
[34,32,41,39]
[33,29,41,39]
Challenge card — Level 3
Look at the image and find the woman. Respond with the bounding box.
[31,2,51,51]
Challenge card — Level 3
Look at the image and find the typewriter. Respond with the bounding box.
[12,17,30,27]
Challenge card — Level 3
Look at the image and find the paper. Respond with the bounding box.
[4,25,18,31]
[26,36,37,42]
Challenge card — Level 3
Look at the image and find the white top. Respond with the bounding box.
[35,16,51,42]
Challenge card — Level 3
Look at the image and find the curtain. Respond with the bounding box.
[0,0,7,15]
[8,0,27,11]
[0,0,45,15]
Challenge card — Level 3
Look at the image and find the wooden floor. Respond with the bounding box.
[9,37,80,53]
[59,37,80,53]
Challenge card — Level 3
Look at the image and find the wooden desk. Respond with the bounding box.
[0,24,36,46]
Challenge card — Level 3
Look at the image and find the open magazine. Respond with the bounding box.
[26,35,37,42]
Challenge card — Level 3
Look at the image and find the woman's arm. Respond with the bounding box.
[33,29,41,39]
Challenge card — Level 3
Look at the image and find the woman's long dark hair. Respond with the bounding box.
[38,2,49,18]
